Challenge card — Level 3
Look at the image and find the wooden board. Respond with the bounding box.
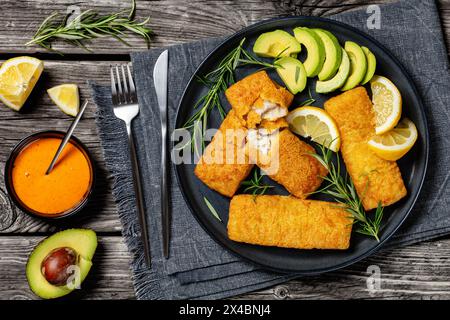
[0,0,449,300]
[0,60,122,233]
[1,236,450,300]
[0,236,135,300]
[0,0,448,55]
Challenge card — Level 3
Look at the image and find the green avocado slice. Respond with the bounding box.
[316,48,350,93]
[360,46,377,85]
[340,41,367,91]
[26,229,97,299]
[276,57,307,94]
[312,29,342,81]
[293,27,326,77]
[253,30,301,58]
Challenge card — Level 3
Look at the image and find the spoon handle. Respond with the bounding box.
[45,100,89,175]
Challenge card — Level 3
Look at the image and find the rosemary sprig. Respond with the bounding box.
[241,169,274,197]
[26,0,152,52]
[204,196,222,222]
[299,88,316,107]
[309,143,384,241]
[182,38,278,156]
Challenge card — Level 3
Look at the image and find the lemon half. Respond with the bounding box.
[286,106,341,152]
[0,56,44,111]
[47,84,80,117]
[368,118,417,161]
[370,75,402,134]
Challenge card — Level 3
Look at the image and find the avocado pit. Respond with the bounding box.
[41,247,78,286]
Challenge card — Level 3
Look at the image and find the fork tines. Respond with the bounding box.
[110,64,137,105]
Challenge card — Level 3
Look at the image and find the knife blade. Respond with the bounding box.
[153,50,170,259]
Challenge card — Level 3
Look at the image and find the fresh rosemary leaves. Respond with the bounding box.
[310,143,384,241]
[241,169,274,197]
[182,38,278,156]
[26,0,152,52]
[204,197,222,222]
[299,88,316,107]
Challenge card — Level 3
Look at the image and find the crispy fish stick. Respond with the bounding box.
[324,87,407,210]
[228,195,353,250]
[225,71,294,128]
[247,129,327,198]
[194,110,253,197]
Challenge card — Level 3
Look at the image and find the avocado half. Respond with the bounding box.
[26,229,97,299]
[253,30,301,58]
[293,27,326,78]
[312,29,342,81]
[341,41,367,91]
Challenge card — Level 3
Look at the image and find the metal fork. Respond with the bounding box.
[110,64,151,267]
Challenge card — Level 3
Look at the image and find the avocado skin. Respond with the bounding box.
[26,229,97,299]
[360,46,377,85]
[341,41,367,91]
[316,48,350,93]
[312,29,343,81]
[253,30,301,58]
[293,27,326,78]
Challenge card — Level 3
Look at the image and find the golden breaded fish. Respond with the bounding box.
[324,87,407,210]
[246,129,327,198]
[194,110,253,197]
[228,195,353,250]
[225,71,293,128]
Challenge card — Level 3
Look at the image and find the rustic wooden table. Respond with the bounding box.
[1,0,449,300]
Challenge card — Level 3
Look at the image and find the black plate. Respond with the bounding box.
[174,16,429,273]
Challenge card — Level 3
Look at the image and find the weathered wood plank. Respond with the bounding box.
[1,236,450,300]
[0,236,135,300]
[0,116,122,232]
[1,0,450,300]
[0,60,122,233]
[0,60,112,120]
[0,0,448,56]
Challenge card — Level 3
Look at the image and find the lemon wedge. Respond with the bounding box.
[368,118,417,161]
[370,75,402,134]
[286,106,341,152]
[0,56,44,111]
[47,84,79,116]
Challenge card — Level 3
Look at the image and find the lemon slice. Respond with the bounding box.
[47,84,79,116]
[286,106,341,152]
[370,75,402,134]
[0,56,44,111]
[368,118,417,161]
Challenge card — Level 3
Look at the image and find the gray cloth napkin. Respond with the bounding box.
[90,0,450,299]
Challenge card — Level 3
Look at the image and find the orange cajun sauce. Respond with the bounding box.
[12,138,92,215]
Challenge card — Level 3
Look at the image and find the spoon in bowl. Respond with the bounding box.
[45,100,89,175]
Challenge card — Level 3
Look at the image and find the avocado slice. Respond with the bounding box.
[312,29,342,81]
[253,30,301,58]
[293,27,326,77]
[360,46,377,85]
[316,48,350,93]
[340,41,367,91]
[276,57,307,94]
[26,229,97,299]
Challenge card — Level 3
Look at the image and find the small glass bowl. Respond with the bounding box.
[4,130,96,219]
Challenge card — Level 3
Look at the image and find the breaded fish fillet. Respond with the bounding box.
[228,195,353,250]
[324,87,407,210]
[225,71,293,128]
[246,129,327,198]
[194,110,253,197]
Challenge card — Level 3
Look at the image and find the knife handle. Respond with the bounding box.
[160,112,170,259]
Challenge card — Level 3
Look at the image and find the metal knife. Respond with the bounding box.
[153,50,170,259]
